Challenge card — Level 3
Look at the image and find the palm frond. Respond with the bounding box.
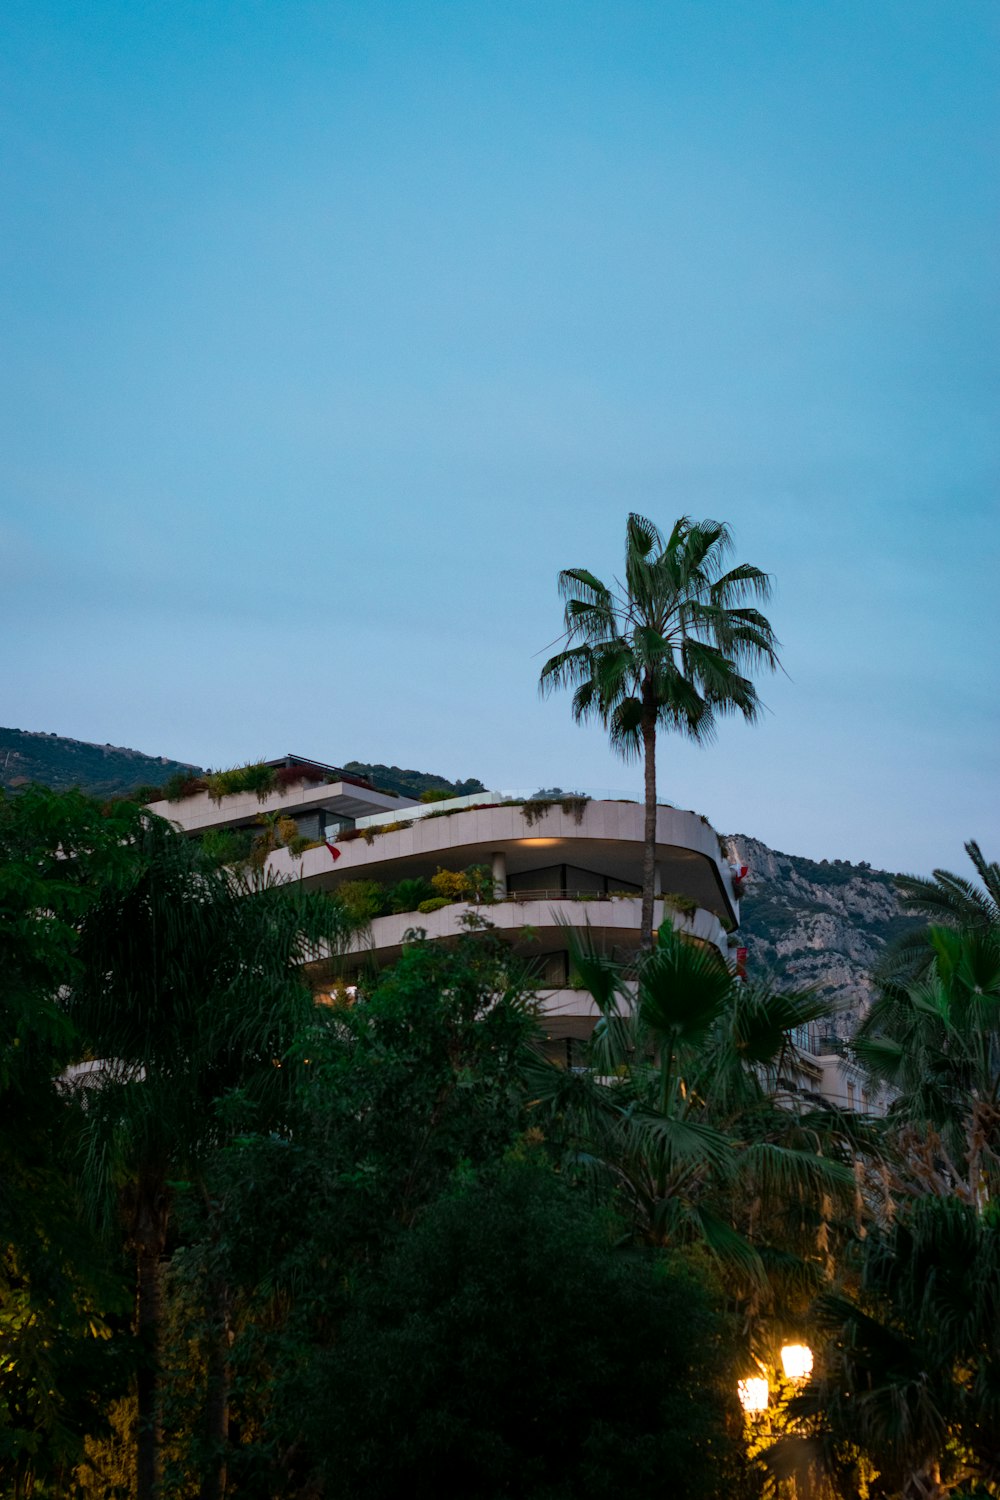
[607,697,643,761]
[965,839,1000,911]
[730,985,840,1066]
[637,925,733,1048]
[557,567,612,606]
[688,1203,767,1288]
[740,1142,854,1201]
[562,922,630,1016]
[710,561,773,606]
[624,1109,736,1177]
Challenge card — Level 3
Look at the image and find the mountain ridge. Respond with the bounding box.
[0,727,202,798]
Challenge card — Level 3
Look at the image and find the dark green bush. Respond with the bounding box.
[299,1159,747,1500]
[417,896,451,915]
[387,877,436,913]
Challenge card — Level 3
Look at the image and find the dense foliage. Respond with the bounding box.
[0,728,202,799]
[4,782,999,1499]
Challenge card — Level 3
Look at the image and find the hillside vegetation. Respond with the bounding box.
[342,761,486,799]
[0,728,203,799]
[0,731,487,806]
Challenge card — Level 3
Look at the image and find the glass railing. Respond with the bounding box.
[354,787,651,829]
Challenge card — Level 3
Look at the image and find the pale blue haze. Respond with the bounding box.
[1,1,997,872]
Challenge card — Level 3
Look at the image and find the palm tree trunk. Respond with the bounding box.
[135,1187,169,1500]
[640,701,657,951]
[199,1276,232,1500]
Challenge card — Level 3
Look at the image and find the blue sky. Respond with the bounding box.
[2,1,997,873]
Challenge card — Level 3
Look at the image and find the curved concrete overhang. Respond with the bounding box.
[331,896,729,970]
[268,800,739,925]
[146,779,408,835]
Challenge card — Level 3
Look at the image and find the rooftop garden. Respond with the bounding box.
[334,793,592,845]
[159,760,399,806]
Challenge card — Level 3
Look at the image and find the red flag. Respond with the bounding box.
[325,843,342,861]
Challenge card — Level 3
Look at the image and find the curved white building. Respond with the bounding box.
[146,759,878,1107]
[264,792,740,1061]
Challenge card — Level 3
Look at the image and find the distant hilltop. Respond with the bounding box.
[0,730,484,805]
[3,726,918,1016]
[0,727,204,799]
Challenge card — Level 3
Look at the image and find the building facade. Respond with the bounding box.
[147,758,882,1111]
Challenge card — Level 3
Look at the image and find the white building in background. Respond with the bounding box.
[147,756,883,1112]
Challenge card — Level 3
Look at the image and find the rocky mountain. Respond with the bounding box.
[729,834,922,1036]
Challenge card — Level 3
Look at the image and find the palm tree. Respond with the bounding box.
[539,514,779,949]
[898,839,1000,932]
[856,922,1000,1210]
[769,1195,1000,1499]
[879,839,1000,984]
[64,814,358,1500]
[527,923,856,1290]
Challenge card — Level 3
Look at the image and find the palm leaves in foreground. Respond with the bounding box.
[527,922,863,1299]
[880,837,1000,984]
[767,1196,1000,1500]
[856,920,1000,1207]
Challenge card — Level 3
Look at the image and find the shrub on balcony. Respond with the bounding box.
[424,801,502,820]
[417,896,451,915]
[163,772,208,802]
[274,763,329,791]
[198,826,256,869]
[521,795,589,827]
[661,892,698,918]
[118,783,168,807]
[430,865,495,905]
[430,867,474,902]
[205,762,278,805]
[336,880,389,922]
[387,877,436,914]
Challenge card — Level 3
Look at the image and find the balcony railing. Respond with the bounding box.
[353,788,657,829]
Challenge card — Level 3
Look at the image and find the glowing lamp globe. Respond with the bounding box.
[737,1376,769,1413]
[780,1343,813,1381]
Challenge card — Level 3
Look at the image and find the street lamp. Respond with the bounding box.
[737,1375,769,1413]
[780,1343,813,1381]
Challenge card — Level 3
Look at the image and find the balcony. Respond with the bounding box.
[267,798,739,927]
[333,894,730,971]
[147,777,409,836]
